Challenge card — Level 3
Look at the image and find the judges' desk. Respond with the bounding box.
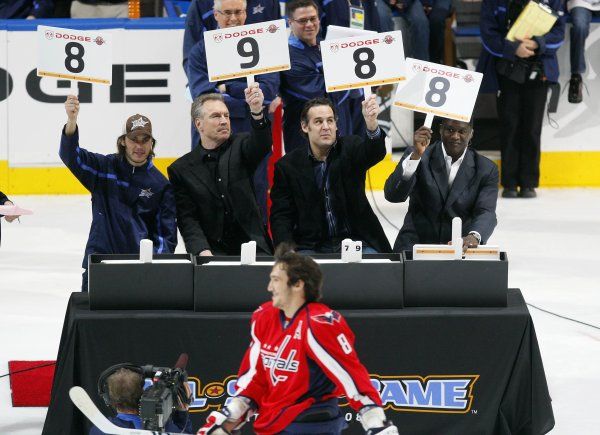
[42,289,553,435]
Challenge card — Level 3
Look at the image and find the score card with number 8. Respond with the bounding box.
[393,58,483,124]
[37,25,112,85]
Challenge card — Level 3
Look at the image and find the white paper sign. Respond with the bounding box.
[203,19,290,82]
[341,239,363,263]
[37,25,112,85]
[393,58,483,122]
[320,31,406,92]
[325,25,375,40]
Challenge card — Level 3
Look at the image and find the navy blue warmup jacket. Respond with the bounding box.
[0,0,54,18]
[59,127,177,269]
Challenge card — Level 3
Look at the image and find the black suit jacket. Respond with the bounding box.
[0,190,8,245]
[384,141,499,252]
[167,120,272,255]
[270,133,391,253]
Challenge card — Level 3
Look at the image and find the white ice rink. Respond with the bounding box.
[1,190,599,434]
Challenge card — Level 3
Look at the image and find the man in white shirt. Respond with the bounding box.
[384,118,499,253]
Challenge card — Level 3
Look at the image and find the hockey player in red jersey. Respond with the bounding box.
[198,246,399,435]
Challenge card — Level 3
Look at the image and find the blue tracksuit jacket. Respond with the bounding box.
[59,127,177,269]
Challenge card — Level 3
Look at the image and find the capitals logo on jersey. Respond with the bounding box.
[311,310,341,325]
[261,335,300,385]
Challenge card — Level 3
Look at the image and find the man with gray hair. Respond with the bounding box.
[168,84,273,256]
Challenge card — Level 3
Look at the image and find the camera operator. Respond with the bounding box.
[90,367,193,434]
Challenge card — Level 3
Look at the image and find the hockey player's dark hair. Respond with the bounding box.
[274,243,323,303]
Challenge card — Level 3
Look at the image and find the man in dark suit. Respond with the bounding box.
[168,84,272,256]
[384,119,498,253]
[270,95,391,254]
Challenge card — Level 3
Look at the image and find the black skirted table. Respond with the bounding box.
[42,289,553,435]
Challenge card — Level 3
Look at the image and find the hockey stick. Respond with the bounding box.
[69,386,175,435]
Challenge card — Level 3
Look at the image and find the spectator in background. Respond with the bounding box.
[0,191,19,247]
[477,0,565,198]
[316,0,382,35]
[280,0,353,152]
[385,0,451,63]
[566,0,600,103]
[186,0,279,219]
[60,95,177,291]
[70,0,128,18]
[183,0,281,73]
[0,0,54,18]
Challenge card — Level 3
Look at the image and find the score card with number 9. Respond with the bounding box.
[203,19,290,82]
[37,25,112,85]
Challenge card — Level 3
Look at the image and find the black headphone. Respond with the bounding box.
[97,363,145,411]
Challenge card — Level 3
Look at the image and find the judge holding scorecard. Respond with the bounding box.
[60,95,177,291]
[384,118,499,254]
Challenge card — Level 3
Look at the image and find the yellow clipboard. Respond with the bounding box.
[506,1,558,42]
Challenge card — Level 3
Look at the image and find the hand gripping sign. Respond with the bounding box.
[37,25,112,85]
[393,58,483,127]
[203,19,290,86]
[320,31,406,98]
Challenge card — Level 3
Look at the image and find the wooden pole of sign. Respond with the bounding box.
[363,86,371,99]
[247,75,255,86]
[424,113,434,128]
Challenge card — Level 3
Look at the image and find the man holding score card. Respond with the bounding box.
[384,118,498,254]
[60,95,177,291]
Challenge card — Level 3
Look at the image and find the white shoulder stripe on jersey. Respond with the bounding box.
[306,328,374,407]
[236,321,261,393]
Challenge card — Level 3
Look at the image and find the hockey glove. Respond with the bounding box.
[360,406,400,435]
[197,396,255,435]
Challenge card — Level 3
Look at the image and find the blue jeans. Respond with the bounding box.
[570,7,600,74]
[403,0,452,62]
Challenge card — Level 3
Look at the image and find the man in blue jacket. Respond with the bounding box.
[60,95,177,291]
[477,0,565,198]
[280,0,353,152]
[0,0,53,18]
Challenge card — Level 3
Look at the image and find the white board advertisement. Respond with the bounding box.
[203,19,290,82]
[6,28,189,166]
[393,58,483,122]
[37,25,112,85]
[320,31,406,92]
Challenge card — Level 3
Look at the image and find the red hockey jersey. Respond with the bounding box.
[235,301,382,434]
